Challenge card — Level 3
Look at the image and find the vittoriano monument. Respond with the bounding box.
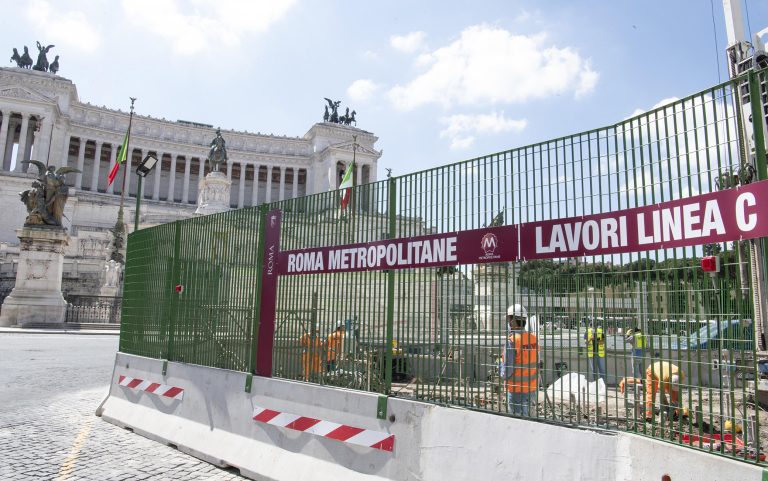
[195,128,232,216]
[0,162,80,327]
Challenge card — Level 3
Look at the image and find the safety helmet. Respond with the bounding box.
[336,320,345,329]
[507,304,527,318]
[670,374,680,385]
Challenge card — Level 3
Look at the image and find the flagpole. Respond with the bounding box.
[109,97,135,265]
[118,97,136,220]
[351,134,357,234]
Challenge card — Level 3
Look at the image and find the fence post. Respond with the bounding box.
[384,177,397,396]
[747,69,768,457]
[246,205,268,392]
[163,221,182,374]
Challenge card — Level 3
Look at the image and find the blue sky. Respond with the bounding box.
[3,1,767,182]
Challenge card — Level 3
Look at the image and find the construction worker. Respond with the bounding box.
[504,304,539,416]
[299,324,323,381]
[645,361,685,422]
[584,321,606,381]
[326,320,345,372]
[625,326,646,379]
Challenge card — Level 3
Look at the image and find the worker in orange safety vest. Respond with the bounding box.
[645,361,685,421]
[299,324,323,381]
[326,320,345,372]
[503,304,539,416]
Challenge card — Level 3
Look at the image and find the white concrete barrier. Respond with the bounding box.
[98,353,764,480]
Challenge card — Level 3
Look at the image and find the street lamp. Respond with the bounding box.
[134,154,159,231]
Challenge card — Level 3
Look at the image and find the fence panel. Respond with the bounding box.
[120,68,768,464]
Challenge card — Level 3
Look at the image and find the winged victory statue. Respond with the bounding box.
[19,161,80,227]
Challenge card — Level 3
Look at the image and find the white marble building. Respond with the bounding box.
[0,67,381,299]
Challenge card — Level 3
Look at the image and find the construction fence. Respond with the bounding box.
[120,69,768,464]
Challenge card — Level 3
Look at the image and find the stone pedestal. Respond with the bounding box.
[195,171,232,216]
[0,227,70,327]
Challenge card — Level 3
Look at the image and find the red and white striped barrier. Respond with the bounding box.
[252,406,395,452]
[117,375,184,400]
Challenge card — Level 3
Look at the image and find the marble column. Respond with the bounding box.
[227,161,233,207]
[21,119,34,173]
[35,117,53,166]
[250,164,259,206]
[13,115,30,172]
[167,154,178,202]
[182,156,191,203]
[278,167,286,201]
[89,141,103,192]
[0,111,10,171]
[265,166,273,203]
[153,152,163,200]
[106,144,117,195]
[4,119,17,170]
[292,168,299,199]
[237,162,245,208]
[74,138,86,188]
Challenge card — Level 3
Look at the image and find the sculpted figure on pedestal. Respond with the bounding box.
[32,41,55,72]
[208,128,228,172]
[19,161,80,227]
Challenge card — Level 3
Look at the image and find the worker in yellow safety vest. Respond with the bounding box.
[299,324,323,381]
[645,361,685,421]
[584,324,606,381]
[625,327,646,379]
[503,304,539,416]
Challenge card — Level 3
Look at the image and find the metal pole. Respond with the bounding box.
[134,175,142,232]
[118,98,136,221]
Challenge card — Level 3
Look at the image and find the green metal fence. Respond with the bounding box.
[121,207,262,371]
[121,69,768,464]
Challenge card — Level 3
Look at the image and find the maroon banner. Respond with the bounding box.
[256,209,281,377]
[278,224,519,275]
[520,180,768,259]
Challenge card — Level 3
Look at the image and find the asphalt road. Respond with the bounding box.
[0,333,245,480]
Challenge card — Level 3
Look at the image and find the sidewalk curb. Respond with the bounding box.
[0,327,119,336]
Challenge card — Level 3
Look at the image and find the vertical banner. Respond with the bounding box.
[256,209,281,377]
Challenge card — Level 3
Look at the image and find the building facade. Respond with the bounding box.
[0,67,381,302]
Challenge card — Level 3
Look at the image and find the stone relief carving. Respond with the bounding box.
[25,258,51,280]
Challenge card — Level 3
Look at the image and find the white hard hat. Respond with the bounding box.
[507,304,527,318]
[336,320,345,328]
[670,374,680,385]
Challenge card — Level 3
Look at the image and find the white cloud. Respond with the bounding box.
[628,97,679,118]
[24,1,100,52]
[389,25,599,111]
[347,79,381,102]
[122,0,297,55]
[439,112,527,149]
[390,31,427,54]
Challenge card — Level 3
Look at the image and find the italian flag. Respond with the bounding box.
[339,162,354,210]
[107,130,130,186]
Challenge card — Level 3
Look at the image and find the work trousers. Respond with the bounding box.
[631,349,645,379]
[645,374,679,418]
[507,391,534,417]
[589,356,606,381]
